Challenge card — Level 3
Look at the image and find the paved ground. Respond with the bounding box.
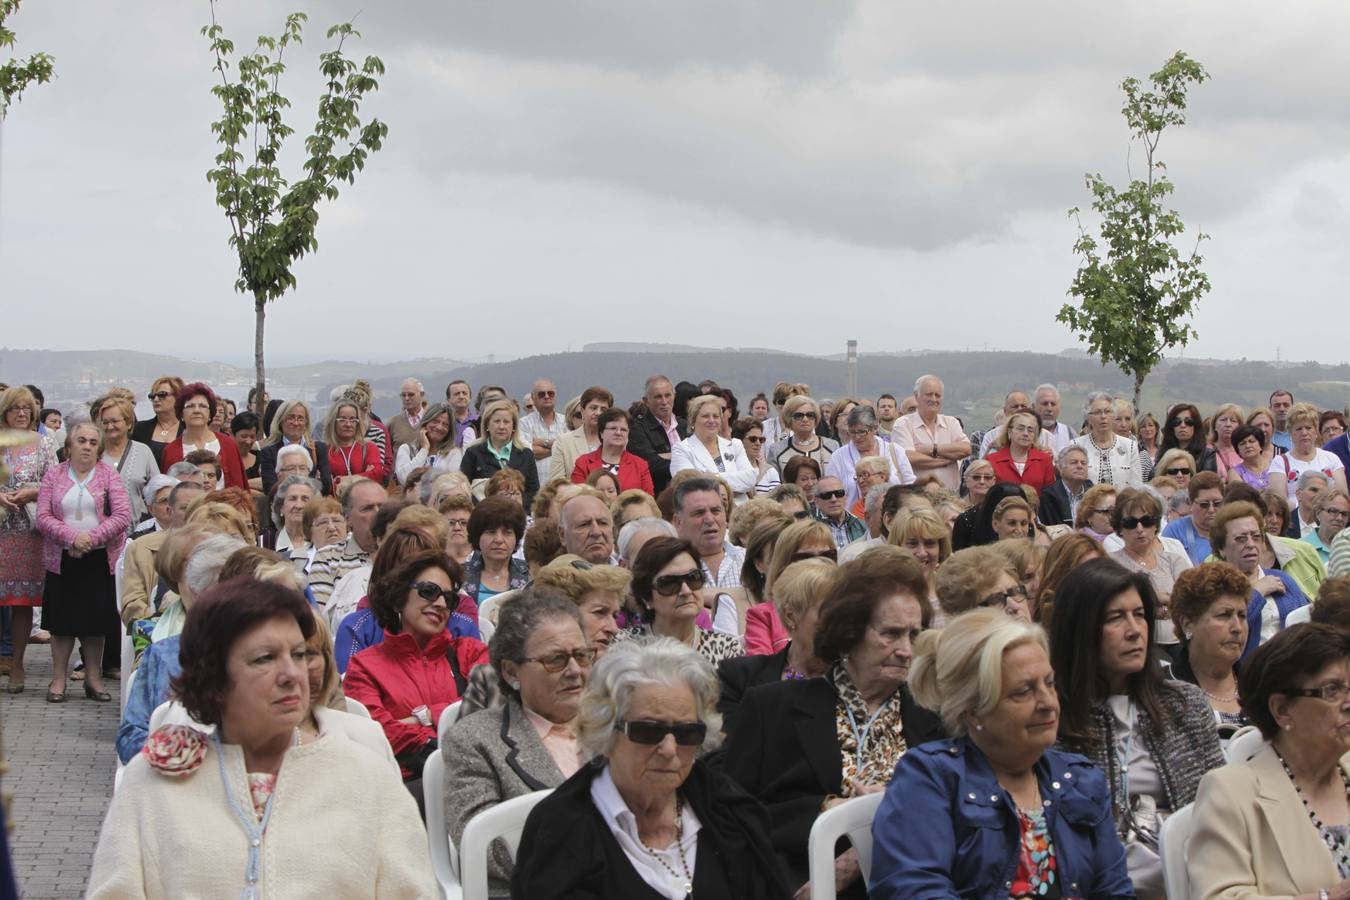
[3,650,119,899]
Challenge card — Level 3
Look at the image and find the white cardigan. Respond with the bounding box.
[669,434,759,499]
[1070,433,1144,488]
[88,720,435,899]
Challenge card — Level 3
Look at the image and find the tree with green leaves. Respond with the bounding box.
[1058,51,1211,410]
[203,1,388,415]
[1,0,54,117]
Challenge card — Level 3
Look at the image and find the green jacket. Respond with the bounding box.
[1206,534,1326,598]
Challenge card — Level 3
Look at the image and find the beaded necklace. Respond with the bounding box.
[638,798,693,898]
[1276,749,1350,878]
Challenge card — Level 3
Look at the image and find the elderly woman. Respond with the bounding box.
[1304,488,1350,564]
[302,495,346,555]
[724,549,945,895]
[570,407,655,495]
[768,394,838,475]
[889,507,952,619]
[847,455,891,519]
[548,386,612,483]
[1210,500,1311,658]
[511,637,791,900]
[1228,422,1273,490]
[987,409,1057,492]
[670,394,759,501]
[0,386,59,693]
[462,496,530,606]
[269,475,320,560]
[159,383,247,490]
[1269,401,1349,510]
[1167,562,1251,734]
[392,401,461,486]
[1322,410,1348,446]
[324,398,385,492]
[1075,483,1118,543]
[36,422,131,703]
[131,375,185,467]
[1157,401,1218,475]
[825,404,914,509]
[871,609,1132,899]
[444,591,596,898]
[935,544,1031,624]
[342,549,489,806]
[1051,557,1224,896]
[90,578,435,898]
[97,395,160,526]
[1072,391,1144,487]
[1108,486,1192,644]
[1188,622,1350,898]
[461,399,540,509]
[732,415,782,497]
[257,400,333,496]
[1153,448,1196,492]
[620,536,743,665]
[782,454,822,498]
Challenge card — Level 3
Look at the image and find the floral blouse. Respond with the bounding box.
[832,664,906,797]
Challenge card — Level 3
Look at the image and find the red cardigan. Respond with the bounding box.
[571,448,655,496]
[328,441,387,487]
[987,446,1057,493]
[160,431,247,490]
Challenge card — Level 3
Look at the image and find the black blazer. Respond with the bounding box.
[626,410,688,495]
[722,676,945,889]
[459,442,540,510]
[258,440,334,496]
[717,646,788,742]
[1039,478,1091,528]
[511,758,792,900]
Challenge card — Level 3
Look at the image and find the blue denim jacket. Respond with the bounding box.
[1242,571,1308,660]
[115,635,181,764]
[869,737,1134,900]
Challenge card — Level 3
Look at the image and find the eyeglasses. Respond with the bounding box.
[1321,508,1350,520]
[1090,507,1114,516]
[652,569,705,596]
[1228,531,1263,546]
[979,583,1029,610]
[791,412,818,421]
[1008,425,1038,435]
[312,515,345,531]
[791,547,837,563]
[1193,500,1222,510]
[446,518,470,530]
[1170,417,1198,427]
[523,648,596,673]
[148,391,173,401]
[411,581,458,603]
[1121,515,1158,530]
[1283,682,1350,704]
[335,416,360,424]
[535,390,556,397]
[816,489,846,500]
[616,719,708,746]
[1164,467,1193,476]
[792,510,812,520]
[743,435,766,444]
[848,428,875,438]
[968,473,996,483]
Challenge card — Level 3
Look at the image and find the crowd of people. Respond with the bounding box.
[3,370,1350,898]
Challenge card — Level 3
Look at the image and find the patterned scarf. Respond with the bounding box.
[832,663,907,797]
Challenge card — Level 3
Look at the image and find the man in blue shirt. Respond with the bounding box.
[1269,389,1294,452]
[1163,471,1225,564]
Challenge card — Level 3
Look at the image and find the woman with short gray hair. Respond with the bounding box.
[511,637,791,900]
[1071,391,1144,488]
[825,402,916,508]
[269,474,321,559]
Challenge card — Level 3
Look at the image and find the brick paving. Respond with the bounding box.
[3,650,119,899]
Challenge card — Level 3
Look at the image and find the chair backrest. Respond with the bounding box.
[113,551,126,611]
[438,699,463,744]
[807,792,885,900]
[148,700,173,733]
[459,789,553,900]
[119,639,136,715]
[1159,802,1194,900]
[1226,725,1266,764]
[1286,604,1312,626]
[421,749,463,900]
[476,595,503,644]
[344,696,371,719]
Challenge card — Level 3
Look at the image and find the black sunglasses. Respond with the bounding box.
[411,581,458,603]
[979,583,1028,609]
[148,391,173,401]
[616,719,708,746]
[1164,467,1192,476]
[816,489,846,500]
[791,411,818,421]
[1121,515,1158,530]
[1170,417,1198,427]
[652,569,705,596]
[791,547,837,563]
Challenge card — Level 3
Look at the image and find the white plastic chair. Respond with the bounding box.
[437,700,463,744]
[148,700,172,733]
[807,791,886,900]
[459,789,553,900]
[1159,802,1194,900]
[476,595,503,644]
[344,696,371,719]
[422,749,462,900]
[1285,604,1312,626]
[1226,725,1265,764]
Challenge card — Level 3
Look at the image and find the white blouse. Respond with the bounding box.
[589,765,700,900]
[60,472,98,533]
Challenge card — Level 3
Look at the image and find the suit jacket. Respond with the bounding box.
[442,698,571,897]
[625,410,688,494]
[670,434,761,498]
[547,428,595,485]
[120,528,169,625]
[717,646,788,742]
[258,439,334,496]
[569,448,655,495]
[1039,478,1090,527]
[722,676,946,888]
[459,442,540,510]
[986,446,1057,492]
[1189,741,1343,897]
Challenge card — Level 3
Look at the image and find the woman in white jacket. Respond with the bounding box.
[670,394,760,500]
[392,402,462,485]
[1071,391,1144,488]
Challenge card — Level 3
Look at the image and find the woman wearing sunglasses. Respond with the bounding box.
[342,549,489,812]
[724,549,945,897]
[131,375,185,468]
[1108,487,1193,645]
[1157,401,1218,475]
[619,537,744,666]
[767,395,838,476]
[512,638,792,900]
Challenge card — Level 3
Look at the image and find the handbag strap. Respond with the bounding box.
[445,643,468,696]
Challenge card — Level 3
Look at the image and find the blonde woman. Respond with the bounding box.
[459,398,540,508]
[888,507,951,621]
[670,394,760,501]
[323,398,384,490]
[1208,402,1245,479]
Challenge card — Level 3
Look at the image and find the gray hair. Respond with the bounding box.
[142,473,179,508]
[271,475,323,529]
[1297,469,1331,492]
[643,374,673,397]
[401,377,424,392]
[846,405,878,432]
[166,461,200,480]
[1055,444,1089,467]
[1082,391,1114,417]
[1034,384,1060,400]
[864,483,890,517]
[617,517,677,561]
[183,533,247,599]
[768,483,809,507]
[913,374,942,396]
[275,443,311,476]
[575,637,723,758]
[167,480,204,509]
[1168,492,1192,514]
[488,587,585,697]
[339,476,376,516]
[672,476,721,515]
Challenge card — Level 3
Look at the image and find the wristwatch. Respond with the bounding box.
[412,705,432,727]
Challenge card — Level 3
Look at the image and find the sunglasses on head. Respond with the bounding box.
[411,581,458,603]
[1121,515,1158,530]
[1164,467,1192,476]
[652,569,705,596]
[1170,417,1198,427]
[791,547,837,563]
[616,719,708,746]
[816,489,846,500]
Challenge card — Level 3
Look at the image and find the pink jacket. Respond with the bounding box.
[37,461,132,574]
[743,601,790,656]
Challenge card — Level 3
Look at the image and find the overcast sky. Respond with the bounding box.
[2,1,1347,367]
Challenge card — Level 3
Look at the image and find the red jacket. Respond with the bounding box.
[987,446,1057,493]
[328,441,387,487]
[342,629,489,767]
[160,431,247,490]
[571,449,655,495]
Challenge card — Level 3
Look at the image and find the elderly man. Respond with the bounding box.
[1039,445,1093,527]
[1033,384,1076,453]
[893,375,971,493]
[1269,389,1294,452]
[130,473,181,539]
[839,483,890,563]
[518,378,566,487]
[812,475,867,550]
[558,489,616,564]
[627,374,688,494]
[386,378,427,453]
[1292,469,1331,537]
[616,516,678,568]
[977,390,1054,458]
[120,480,204,625]
[445,379,477,448]
[308,476,386,608]
[671,477,744,589]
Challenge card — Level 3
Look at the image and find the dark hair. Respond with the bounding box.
[1312,577,1350,630]
[1170,562,1251,642]
[672,476,722,516]
[230,410,260,434]
[372,525,445,584]
[488,587,584,696]
[740,517,791,603]
[1034,532,1104,625]
[372,499,410,544]
[878,484,926,537]
[673,382,700,421]
[1321,411,1347,435]
[629,536,701,617]
[578,386,614,410]
[1210,501,1263,557]
[25,384,45,408]
[367,549,463,633]
[782,455,822,486]
[597,406,630,432]
[1187,470,1223,501]
[718,388,739,421]
[813,548,930,664]
[175,382,219,422]
[1240,623,1350,739]
[523,518,564,569]
[1222,482,1265,513]
[1160,402,1206,460]
[1110,487,1163,534]
[184,449,220,470]
[1050,558,1173,745]
[172,578,315,726]
[1230,424,1265,452]
[730,416,763,442]
[39,407,59,424]
[468,494,527,547]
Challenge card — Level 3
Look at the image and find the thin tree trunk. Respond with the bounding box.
[254,294,267,417]
[1133,372,1144,414]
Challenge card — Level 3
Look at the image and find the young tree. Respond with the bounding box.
[203,2,388,415]
[1,0,55,116]
[1058,51,1211,410]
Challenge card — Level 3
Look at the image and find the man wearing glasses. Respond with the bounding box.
[386,378,426,454]
[812,476,867,549]
[520,378,566,487]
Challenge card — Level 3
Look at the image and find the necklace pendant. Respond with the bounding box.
[683,884,692,898]
[75,506,83,522]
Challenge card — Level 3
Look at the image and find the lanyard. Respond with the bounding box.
[335,443,357,476]
[1116,699,1136,807]
[214,731,283,900]
[843,700,889,781]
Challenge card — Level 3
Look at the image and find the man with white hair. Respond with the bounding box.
[519,378,566,487]
[1293,469,1331,537]
[558,490,616,565]
[616,516,678,568]
[893,374,971,493]
[1034,384,1075,453]
[386,377,426,453]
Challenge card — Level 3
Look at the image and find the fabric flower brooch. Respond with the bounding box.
[141,724,208,777]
